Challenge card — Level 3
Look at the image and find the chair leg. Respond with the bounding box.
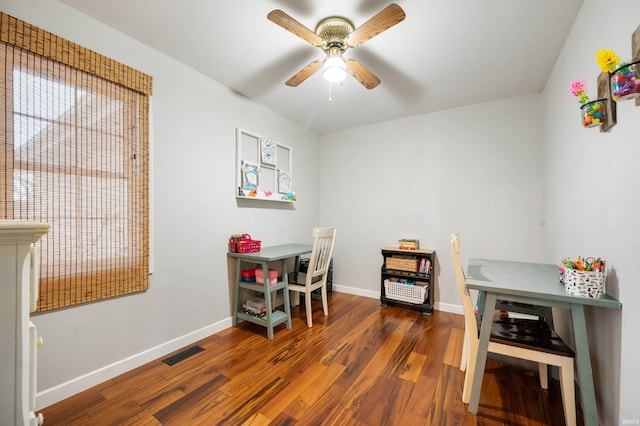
[537,363,548,389]
[320,284,328,316]
[460,332,469,372]
[462,340,478,404]
[290,290,300,307]
[559,357,577,426]
[305,291,313,327]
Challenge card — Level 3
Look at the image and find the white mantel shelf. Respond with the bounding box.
[0,220,49,244]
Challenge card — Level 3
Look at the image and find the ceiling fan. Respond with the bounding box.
[267,3,406,90]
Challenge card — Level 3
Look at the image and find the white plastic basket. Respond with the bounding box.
[563,269,605,298]
[384,279,428,304]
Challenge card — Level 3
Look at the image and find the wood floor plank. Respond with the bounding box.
[335,312,417,416]
[256,362,328,419]
[241,412,272,425]
[40,293,581,425]
[281,362,346,421]
[428,363,467,425]
[398,351,427,383]
[152,374,231,424]
[113,411,164,426]
[442,326,465,367]
[39,380,108,423]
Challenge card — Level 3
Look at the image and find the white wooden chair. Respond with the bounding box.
[289,227,336,327]
[451,233,576,426]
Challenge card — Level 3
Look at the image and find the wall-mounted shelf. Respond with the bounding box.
[236,128,296,203]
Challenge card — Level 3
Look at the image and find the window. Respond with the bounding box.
[0,13,152,311]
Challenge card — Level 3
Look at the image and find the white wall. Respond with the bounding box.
[541,1,640,424]
[318,94,546,311]
[3,0,320,407]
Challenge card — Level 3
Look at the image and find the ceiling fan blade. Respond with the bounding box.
[285,60,324,86]
[345,3,406,48]
[346,59,381,89]
[267,10,324,47]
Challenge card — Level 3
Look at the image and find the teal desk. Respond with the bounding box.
[465,258,621,426]
[229,244,312,340]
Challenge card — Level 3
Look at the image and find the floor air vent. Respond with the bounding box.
[162,345,204,366]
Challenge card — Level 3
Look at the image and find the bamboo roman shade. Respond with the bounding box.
[0,13,152,312]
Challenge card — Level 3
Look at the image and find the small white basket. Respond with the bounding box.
[384,279,428,304]
[563,269,606,298]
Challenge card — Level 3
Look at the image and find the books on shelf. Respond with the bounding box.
[418,258,431,275]
[243,297,267,317]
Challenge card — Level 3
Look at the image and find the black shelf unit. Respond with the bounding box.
[380,247,435,316]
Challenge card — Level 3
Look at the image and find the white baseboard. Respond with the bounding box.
[36,317,232,409]
[434,301,463,315]
[333,284,379,299]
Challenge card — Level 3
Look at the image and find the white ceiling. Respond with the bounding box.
[59,0,583,134]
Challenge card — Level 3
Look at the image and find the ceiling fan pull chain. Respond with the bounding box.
[328,82,333,103]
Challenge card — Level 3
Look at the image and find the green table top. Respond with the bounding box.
[466,258,621,309]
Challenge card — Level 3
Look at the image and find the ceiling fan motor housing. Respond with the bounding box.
[316,17,354,53]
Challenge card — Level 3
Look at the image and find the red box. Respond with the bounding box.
[241,268,256,282]
[256,268,278,286]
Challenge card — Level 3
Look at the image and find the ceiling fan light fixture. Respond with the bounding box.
[323,54,347,83]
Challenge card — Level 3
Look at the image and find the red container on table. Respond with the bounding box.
[229,234,261,254]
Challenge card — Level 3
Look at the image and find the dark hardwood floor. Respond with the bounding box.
[41,292,579,425]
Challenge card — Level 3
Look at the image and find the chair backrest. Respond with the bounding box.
[305,227,336,286]
[451,233,479,343]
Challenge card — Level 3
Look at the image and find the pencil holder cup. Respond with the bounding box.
[610,60,640,101]
[580,99,606,128]
[563,269,605,298]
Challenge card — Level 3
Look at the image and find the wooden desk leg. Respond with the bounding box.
[232,259,242,327]
[571,304,599,426]
[468,292,497,414]
[281,259,292,329]
[261,262,275,340]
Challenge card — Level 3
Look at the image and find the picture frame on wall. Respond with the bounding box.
[241,161,260,190]
[260,138,277,165]
[278,170,292,193]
